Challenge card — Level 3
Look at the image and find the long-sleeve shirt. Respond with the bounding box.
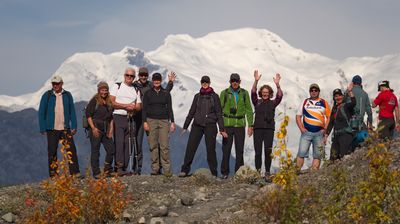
[251,86,283,129]
[142,88,174,122]
[326,96,356,136]
[183,88,224,131]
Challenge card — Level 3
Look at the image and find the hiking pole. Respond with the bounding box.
[132,134,139,174]
[127,114,133,174]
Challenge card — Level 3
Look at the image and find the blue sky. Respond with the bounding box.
[1,0,399,96]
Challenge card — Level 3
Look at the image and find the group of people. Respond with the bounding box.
[296,75,399,171]
[38,68,399,180]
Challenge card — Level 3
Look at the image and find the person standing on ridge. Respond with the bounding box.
[251,70,283,181]
[142,73,176,176]
[220,73,254,179]
[345,75,373,149]
[324,83,356,161]
[372,80,400,140]
[179,75,228,177]
[133,67,175,175]
[86,81,115,178]
[296,83,331,171]
[38,75,81,178]
[110,68,141,176]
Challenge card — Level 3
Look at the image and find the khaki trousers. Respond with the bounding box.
[147,118,171,174]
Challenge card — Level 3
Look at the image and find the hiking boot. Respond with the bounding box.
[178,172,189,178]
[151,171,161,176]
[73,173,84,179]
[264,172,272,183]
[220,174,228,179]
[164,172,173,178]
[117,169,128,177]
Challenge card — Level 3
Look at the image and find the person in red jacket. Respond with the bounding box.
[372,80,400,140]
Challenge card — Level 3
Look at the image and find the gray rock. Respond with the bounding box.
[181,194,194,206]
[194,191,207,201]
[234,165,260,184]
[233,210,244,215]
[193,168,213,177]
[148,205,168,217]
[138,216,146,224]
[122,210,132,222]
[168,211,179,217]
[2,213,16,223]
[150,217,165,224]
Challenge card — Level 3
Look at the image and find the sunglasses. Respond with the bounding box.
[230,79,240,83]
[125,74,135,78]
[309,89,319,93]
[201,80,210,84]
[52,82,62,85]
[139,74,148,77]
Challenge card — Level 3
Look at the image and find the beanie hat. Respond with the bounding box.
[352,75,362,85]
[97,81,109,90]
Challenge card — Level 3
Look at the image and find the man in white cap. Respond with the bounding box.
[38,75,81,177]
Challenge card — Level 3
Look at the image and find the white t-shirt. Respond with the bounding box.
[110,82,142,115]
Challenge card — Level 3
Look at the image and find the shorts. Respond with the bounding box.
[297,130,325,159]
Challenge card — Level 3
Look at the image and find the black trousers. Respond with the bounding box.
[113,114,136,170]
[46,130,80,177]
[378,117,395,140]
[89,130,115,176]
[330,132,353,161]
[133,114,144,173]
[181,124,218,176]
[253,128,274,173]
[221,127,245,176]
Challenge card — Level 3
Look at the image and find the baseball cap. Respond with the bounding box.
[138,67,149,76]
[352,75,362,85]
[200,76,210,83]
[332,88,343,96]
[51,75,63,83]
[152,73,162,81]
[309,83,320,91]
[230,73,240,81]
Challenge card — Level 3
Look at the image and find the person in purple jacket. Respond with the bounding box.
[251,70,283,181]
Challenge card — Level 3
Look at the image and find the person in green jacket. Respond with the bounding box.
[220,73,254,179]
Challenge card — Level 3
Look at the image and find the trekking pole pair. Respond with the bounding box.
[127,113,139,174]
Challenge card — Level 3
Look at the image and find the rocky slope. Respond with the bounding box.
[1,137,399,223]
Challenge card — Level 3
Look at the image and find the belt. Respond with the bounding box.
[223,114,245,119]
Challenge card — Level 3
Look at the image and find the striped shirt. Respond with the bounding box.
[297,98,331,132]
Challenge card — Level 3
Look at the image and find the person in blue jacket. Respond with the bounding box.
[38,75,81,177]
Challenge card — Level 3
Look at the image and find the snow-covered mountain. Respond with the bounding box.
[1,28,399,169]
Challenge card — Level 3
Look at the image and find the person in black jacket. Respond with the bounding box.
[132,67,175,175]
[324,83,356,161]
[86,81,115,178]
[251,70,283,180]
[179,76,228,177]
[143,73,176,176]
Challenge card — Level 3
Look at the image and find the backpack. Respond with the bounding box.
[337,105,354,134]
[343,92,363,131]
[82,101,99,130]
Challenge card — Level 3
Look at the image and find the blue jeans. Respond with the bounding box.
[297,130,324,159]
